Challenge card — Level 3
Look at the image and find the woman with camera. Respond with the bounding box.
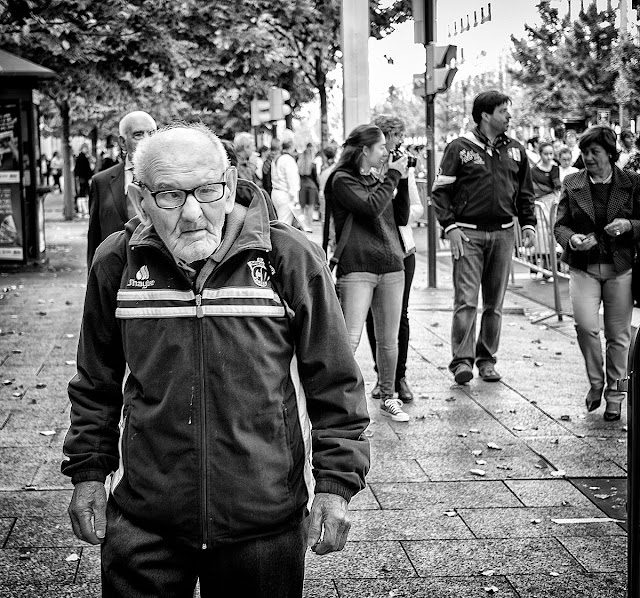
[366,115,423,404]
[324,123,411,422]
[554,126,640,421]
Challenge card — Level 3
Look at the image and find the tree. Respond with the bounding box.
[510,1,618,129]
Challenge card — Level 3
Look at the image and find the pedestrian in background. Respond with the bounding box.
[554,125,640,421]
[233,132,259,184]
[86,110,157,267]
[324,123,411,422]
[49,151,63,192]
[73,144,93,218]
[558,146,579,183]
[62,122,370,597]
[432,90,537,385]
[271,138,302,227]
[297,146,319,232]
[261,138,281,197]
[367,114,423,404]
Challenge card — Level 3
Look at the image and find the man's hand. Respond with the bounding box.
[446,228,469,260]
[68,480,107,545]
[522,228,536,249]
[307,493,350,556]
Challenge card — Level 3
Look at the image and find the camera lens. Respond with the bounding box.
[407,156,417,168]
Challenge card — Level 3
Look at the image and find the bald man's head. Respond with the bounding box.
[118,111,157,158]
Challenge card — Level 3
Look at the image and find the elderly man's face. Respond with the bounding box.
[133,136,237,264]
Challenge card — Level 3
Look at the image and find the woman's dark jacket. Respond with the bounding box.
[554,166,640,273]
[325,168,410,277]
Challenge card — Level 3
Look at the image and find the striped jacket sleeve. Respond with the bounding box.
[431,141,461,233]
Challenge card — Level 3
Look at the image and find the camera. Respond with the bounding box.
[390,149,417,168]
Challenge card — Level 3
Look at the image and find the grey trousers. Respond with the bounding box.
[569,264,633,404]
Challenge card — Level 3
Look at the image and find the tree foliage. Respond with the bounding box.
[510,2,619,127]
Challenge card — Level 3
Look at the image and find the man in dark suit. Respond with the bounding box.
[87,111,157,267]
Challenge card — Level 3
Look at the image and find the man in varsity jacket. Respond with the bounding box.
[432,90,537,386]
[62,123,369,598]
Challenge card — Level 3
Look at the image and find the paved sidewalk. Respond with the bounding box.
[0,198,629,596]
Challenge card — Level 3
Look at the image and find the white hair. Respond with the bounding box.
[233,132,254,153]
[118,111,156,137]
[133,122,229,184]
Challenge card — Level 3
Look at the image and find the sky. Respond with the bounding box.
[367,0,608,106]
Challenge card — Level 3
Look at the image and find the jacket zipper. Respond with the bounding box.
[198,310,208,549]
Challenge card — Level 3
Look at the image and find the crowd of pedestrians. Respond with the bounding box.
[49,90,640,597]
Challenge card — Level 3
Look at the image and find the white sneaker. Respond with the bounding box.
[380,398,409,422]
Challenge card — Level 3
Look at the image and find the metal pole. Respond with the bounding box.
[628,326,640,598]
[424,0,438,288]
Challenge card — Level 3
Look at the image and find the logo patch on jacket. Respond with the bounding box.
[459,149,484,166]
[127,265,156,289]
[248,257,269,288]
[507,147,522,162]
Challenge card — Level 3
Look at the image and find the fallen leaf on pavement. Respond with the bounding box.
[470,469,486,476]
[487,442,503,450]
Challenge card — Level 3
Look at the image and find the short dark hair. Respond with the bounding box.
[372,114,405,136]
[472,91,511,125]
[538,141,554,154]
[578,126,619,164]
[322,145,337,160]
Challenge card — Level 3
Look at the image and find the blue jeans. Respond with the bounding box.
[101,499,306,598]
[366,253,416,381]
[337,270,404,397]
[569,264,632,404]
[450,228,514,371]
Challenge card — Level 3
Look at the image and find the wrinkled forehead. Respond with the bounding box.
[142,130,227,185]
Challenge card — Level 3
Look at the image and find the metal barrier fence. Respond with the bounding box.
[414,177,569,321]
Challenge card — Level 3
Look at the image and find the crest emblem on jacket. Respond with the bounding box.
[459,149,485,166]
[248,257,269,288]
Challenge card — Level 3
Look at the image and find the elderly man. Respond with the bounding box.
[86,110,157,267]
[62,123,369,597]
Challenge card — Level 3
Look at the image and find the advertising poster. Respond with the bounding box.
[0,104,23,260]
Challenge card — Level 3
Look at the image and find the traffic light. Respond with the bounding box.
[250,99,271,127]
[426,44,457,95]
[412,0,434,45]
[268,87,291,121]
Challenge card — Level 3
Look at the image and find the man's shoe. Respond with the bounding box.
[453,363,473,385]
[585,387,603,412]
[478,363,501,382]
[395,378,414,403]
[371,382,381,400]
[604,401,622,421]
[380,397,410,422]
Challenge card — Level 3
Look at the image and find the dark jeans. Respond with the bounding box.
[366,252,416,382]
[101,499,307,598]
[450,228,514,371]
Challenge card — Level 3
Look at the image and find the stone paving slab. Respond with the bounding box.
[507,572,627,598]
[370,481,523,510]
[504,479,602,508]
[334,576,519,597]
[402,538,582,577]
[348,508,475,541]
[0,490,72,517]
[457,505,625,539]
[558,535,627,573]
[304,541,415,579]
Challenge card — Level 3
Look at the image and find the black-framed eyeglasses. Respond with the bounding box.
[134,173,228,210]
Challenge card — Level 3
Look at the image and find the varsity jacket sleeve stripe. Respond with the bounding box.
[269,227,370,501]
[431,142,460,231]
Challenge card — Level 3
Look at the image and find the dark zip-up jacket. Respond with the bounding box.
[62,185,370,549]
[432,128,536,233]
[327,168,409,277]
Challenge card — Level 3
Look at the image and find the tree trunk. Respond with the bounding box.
[59,100,75,221]
[316,54,329,148]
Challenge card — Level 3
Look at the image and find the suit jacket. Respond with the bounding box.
[554,166,640,273]
[87,162,130,267]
